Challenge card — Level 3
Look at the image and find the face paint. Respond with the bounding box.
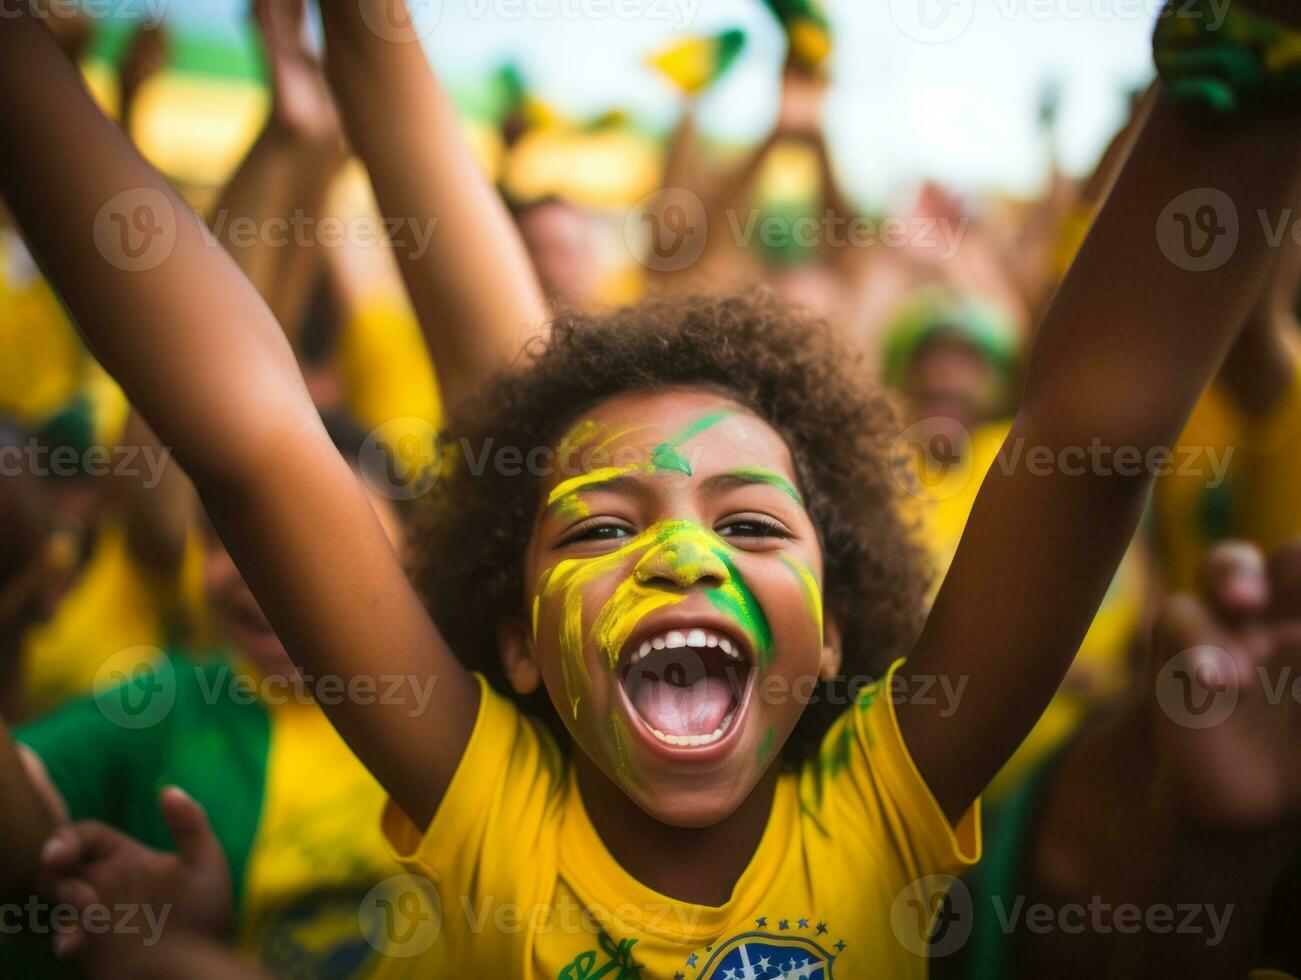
[558,418,601,455]
[546,465,638,522]
[756,725,777,769]
[649,411,730,476]
[727,466,804,507]
[706,549,774,669]
[534,519,775,780]
[780,555,823,644]
[535,520,695,721]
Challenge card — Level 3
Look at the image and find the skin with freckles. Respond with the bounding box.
[512,388,841,831]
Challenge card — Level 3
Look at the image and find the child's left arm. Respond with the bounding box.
[897,71,1301,820]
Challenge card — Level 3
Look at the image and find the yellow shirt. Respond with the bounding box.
[338,300,441,435]
[21,518,205,717]
[0,231,89,423]
[239,694,401,973]
[373,668,980,978]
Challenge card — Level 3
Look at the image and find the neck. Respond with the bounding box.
[573,749,779,907]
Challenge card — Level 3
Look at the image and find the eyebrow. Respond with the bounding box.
[704,468,804,506]
[545,463,805,516]
[545,467,642,510]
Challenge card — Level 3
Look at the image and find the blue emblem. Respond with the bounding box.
[691,932,835,979]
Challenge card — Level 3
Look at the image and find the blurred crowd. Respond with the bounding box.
[3,1,1301,978]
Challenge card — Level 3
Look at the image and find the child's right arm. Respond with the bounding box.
[0,10,478,829]
[317,1,550,413]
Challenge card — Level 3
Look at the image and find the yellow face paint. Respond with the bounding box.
[535,521,690,722]
[780,555,824,644]
[557,418,601,455]
[546,466,639,509]
[534,519,783,736]
[545,465,638,523]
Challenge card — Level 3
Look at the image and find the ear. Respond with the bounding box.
[497,619,542,696]
[817,616,844,681]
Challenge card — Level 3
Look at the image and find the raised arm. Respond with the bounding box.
[211,0,348,345]
[898,67,1301,818]
[317,1,549,412]
[0,9,477,828]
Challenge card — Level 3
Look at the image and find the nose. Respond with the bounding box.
[633,525,729,589]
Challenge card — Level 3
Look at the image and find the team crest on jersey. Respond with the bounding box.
[674,918,845,980]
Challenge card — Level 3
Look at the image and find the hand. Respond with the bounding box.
[255,0,344,153]
[1150,539,1301,832]
[38,787,232,962]
[775,68,826,141]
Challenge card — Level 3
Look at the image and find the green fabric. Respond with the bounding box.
[963,749,1062,980]
[5,650,270,976]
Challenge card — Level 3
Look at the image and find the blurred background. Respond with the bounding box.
[87,0,1153,202]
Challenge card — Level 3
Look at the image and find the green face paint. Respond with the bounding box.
[756,725,777,769]
[649,411,730,477]
[705,549,774,669]
[727,466,804,507]
[535,520,696,722]
[533,518,775,782]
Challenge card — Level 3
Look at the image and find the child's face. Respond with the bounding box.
[519,388,836,828]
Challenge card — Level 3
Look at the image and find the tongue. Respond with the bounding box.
[631,676,733,736]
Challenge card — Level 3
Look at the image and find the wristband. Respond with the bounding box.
[1154,0,1301,117]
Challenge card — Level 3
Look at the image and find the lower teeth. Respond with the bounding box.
[649,708,736,747]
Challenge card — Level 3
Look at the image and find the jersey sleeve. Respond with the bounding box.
[380,673,565,897]
[801,659,981,889]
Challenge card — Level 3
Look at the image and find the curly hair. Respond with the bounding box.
[411,292,930,764]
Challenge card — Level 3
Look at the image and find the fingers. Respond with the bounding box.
[158,786,224,874]
[49,876,101,960]
[40,821,122,877]
[1198,539,1270,623]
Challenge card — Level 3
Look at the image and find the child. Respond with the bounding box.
[5,2,1301,977]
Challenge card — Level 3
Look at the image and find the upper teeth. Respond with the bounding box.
[629,629,742,665]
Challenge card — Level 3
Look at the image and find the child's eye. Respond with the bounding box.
[560,521,633,546]
[717,515,790,540]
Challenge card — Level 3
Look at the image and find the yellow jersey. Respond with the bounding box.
[371,667,980,978]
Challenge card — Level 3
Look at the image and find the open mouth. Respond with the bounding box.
[618,623,753,750]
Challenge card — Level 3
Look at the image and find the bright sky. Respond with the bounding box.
[147,0,1157,206]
